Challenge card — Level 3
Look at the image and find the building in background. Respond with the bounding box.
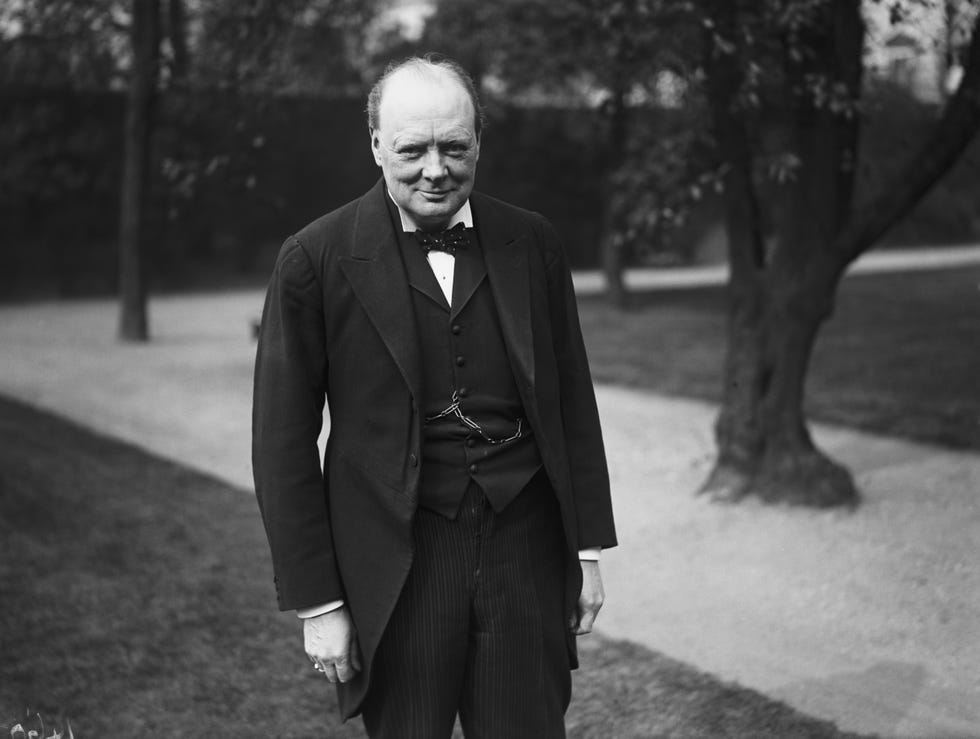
[864,0,977,102]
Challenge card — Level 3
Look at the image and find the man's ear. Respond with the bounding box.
[370,130,383,167]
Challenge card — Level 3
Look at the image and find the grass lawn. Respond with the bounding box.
[577,266,980,450]
[0,396,864,738]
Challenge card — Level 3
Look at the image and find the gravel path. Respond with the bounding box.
[2,290,978,738]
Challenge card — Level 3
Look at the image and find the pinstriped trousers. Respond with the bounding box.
[361,471,570,738]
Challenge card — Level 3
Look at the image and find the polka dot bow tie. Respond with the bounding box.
[414,222,471,256]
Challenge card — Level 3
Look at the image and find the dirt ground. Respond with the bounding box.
[1,291,978,738]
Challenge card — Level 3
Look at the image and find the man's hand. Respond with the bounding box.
[570,560,605,635]
[305,606,362,683]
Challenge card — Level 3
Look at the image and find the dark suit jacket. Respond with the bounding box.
[253,179,617,717]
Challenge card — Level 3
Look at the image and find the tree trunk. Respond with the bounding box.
[600,233,629,308]
[699,0,769,501]
[751,269,858,507]
[705,254,859,507]
[118,0,160,342]
[600,76,630,308]
[167,0,189,83]
[700,0,863,507]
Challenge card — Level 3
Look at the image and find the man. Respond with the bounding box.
[253,55,617,738]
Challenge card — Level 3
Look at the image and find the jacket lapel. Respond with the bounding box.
[403,238,451,312]
[450,240,487,319]
[339,180,423,402]
[472,193,535,391]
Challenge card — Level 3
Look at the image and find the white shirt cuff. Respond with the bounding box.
[296,599,344,619]
[578,547,601,561]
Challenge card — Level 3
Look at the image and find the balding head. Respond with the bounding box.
[366,55,486,137]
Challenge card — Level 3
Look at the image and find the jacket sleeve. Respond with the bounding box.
[538,216,618,551]
[252,237,344,610]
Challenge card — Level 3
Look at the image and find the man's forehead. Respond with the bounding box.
[378,71,474,127]
[383,64,462,96]
[390,120,475,141]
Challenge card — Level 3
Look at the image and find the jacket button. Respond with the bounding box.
[409,453,418,467]
[455,355,466,366]
[458,387,469,397]
[469,463,478,474]
[451,324,461,335]
[466,438,476,448]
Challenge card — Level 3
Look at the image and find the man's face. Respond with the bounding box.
[371,72,480,231]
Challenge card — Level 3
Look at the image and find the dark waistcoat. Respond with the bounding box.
[393,214,543,518]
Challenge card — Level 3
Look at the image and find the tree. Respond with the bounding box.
[118,0,161,341]
[697,0,980,506]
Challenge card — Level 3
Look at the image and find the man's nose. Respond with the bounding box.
[421,149,448,180]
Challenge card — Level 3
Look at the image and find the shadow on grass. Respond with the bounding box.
[0,397,868,738]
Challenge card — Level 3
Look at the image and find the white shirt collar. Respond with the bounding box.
[387,190,473,233]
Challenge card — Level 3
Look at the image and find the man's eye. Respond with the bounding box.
[399,148,425,159]
[444,145,469,157]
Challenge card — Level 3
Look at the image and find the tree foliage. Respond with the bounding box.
[192,0,377,94]
[0,0,128,89]
[0,0,381,94]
